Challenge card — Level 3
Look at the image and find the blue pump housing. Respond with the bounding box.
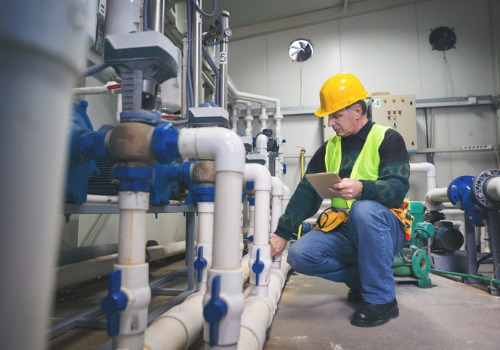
[65,101,100,203]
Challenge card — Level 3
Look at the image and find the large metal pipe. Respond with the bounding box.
[0,1,90,349]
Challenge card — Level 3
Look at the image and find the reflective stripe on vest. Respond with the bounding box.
[325,124,388,209]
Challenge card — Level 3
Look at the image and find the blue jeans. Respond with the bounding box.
[288,200,405,304]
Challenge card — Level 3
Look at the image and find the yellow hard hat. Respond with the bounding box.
[314,73,370,117]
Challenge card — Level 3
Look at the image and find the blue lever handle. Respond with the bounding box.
[101,270,128,337]
[194,246,208,283]
[203,275,228,347]
[251,248,265,285]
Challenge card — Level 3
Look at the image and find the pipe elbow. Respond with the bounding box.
[244,164,272,191]
[178,127,245,173]
[271,177,284,196]
[410,162,436,177]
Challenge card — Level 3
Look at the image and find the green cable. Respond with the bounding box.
[431,268,500,285]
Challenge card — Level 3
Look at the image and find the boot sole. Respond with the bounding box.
[350,307,399,327]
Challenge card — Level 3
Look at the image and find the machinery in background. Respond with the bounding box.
[426,170,500,295]
[392,201,434,287]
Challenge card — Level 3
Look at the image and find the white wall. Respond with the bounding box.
[228,0,500,203]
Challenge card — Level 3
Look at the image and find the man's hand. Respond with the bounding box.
[270,234,287,257]
[328,178,363,200]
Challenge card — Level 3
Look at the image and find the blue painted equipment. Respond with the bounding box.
[65,101,99,203]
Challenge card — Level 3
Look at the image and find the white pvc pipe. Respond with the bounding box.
[196,201,215,288]
[115,191,151,350]
[73,81,121,96]
[425,187,449,211]
[241,102,253,137]
[270,177,284,233]
[0,2,89,349]
[238,255,291,350]
[271,177,285,269]
[259,104,268,131]
[244,164,272,297]
[177,127,246,348]
[145,288,205,350]
[56,242,186,289]
[86,194,119,204]
[282,186,291,213]
[410,162,437,192]
[231,107,239,133]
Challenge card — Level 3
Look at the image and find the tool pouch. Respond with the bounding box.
[313,207,348,233]
[390,205,413,241]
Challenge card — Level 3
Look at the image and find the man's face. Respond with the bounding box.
[327,103,362,137]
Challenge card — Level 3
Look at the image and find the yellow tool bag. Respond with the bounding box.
[390,202,413,241]
[313,207,348,232]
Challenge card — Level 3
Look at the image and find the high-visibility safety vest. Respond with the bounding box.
[325,124,388,209]
[324,124,411,240]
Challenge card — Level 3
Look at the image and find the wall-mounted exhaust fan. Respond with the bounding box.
[429,26,456,51]
[289,39,313,62]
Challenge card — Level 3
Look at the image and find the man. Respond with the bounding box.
[270,73,410,327]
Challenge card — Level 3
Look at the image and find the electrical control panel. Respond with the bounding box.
[370,94,417,152]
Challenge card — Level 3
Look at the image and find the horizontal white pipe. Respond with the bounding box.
[144,255,253,350]
[238,255,291,350]
[145,289,205,350]
[86,194,119,204]
[425,187,449,211]
[72,81,121,96]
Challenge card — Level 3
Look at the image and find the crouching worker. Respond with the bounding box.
[270,73,410,327]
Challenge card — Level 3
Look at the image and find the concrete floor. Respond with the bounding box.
[48,257,500,350]
[265,271,500,350]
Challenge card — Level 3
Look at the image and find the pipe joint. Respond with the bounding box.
[107,122,156,164]
[116,264,151,337]
[114,166,153,192]
[152,122,181,163]
[178,127,246,173]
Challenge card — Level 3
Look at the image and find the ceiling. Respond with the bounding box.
[196,0,428,40]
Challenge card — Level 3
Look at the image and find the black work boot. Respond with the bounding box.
[351,299,399,327]
[346,288,363,303]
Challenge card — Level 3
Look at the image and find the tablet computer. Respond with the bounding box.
[305,172,341,198]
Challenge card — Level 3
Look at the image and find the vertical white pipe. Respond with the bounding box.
[271,177,285,269]
[270,177,284,233]
[197,201,215,288]
[259,104,268,131]
[410,162,437,192]
[0,2,89,349]
[231,107,239,133]
[244,103,253,137]
[115,191,151,350]
[244,164,272,297]
[177,127,246,348]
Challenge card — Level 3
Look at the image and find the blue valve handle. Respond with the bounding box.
[194,246,208,283]
[101,270,128,337]
[251,248,264,285]
[203,275,228,347]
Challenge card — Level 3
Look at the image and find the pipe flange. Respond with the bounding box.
[472,169,500,210]
[447,176,473,207]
